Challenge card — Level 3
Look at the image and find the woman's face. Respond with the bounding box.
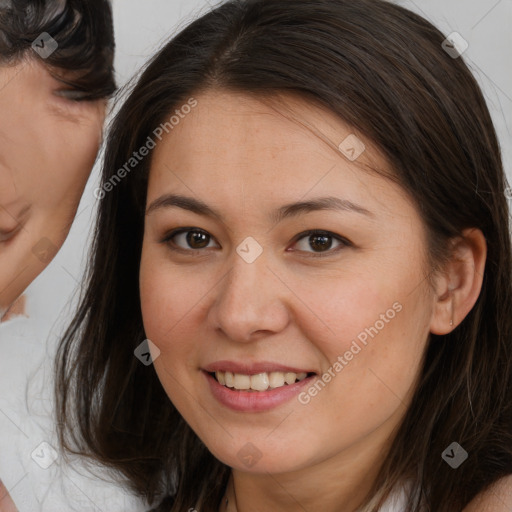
[0,58,106,313]
[140,90,437,476]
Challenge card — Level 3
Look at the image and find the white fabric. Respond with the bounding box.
[378,484,408,512]
[0,313,148,512]
[379,479,424,512]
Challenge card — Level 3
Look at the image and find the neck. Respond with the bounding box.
[223,431,395,512]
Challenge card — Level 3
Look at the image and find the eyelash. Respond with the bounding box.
[160,228,351,258]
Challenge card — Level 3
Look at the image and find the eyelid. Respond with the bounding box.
[0,224,22,243]
[54,88,98,102]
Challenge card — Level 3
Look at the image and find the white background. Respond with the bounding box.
[0,1,511,510]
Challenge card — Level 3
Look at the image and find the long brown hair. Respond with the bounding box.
[55,0,512,510]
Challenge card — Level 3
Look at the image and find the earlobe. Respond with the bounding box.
[429,228,487,335]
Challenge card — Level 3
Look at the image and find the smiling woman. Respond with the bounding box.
[55,0,512,511]
[0,0,116,320]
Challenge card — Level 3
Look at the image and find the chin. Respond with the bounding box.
[201,435,312,475]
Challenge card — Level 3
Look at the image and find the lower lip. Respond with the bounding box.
[203,371,315,412]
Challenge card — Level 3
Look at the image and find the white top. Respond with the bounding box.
[0,313,148,512]
[379,484,409,512]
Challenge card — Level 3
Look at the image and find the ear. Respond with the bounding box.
[429,228,487,335]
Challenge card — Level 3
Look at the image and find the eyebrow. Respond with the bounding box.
[146,193,374,222]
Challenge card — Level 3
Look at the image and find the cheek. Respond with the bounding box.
[54,120,102,186]
[280,265,404,358]
[316,286,429,412]
[286,258,431,401]
[15,115,103,208]
[139,246,198,349]
[139,250,206,411]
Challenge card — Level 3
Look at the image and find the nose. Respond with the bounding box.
[208,250,291,342]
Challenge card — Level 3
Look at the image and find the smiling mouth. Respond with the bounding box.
[210,370,315,392]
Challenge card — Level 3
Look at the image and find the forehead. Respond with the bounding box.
[147,89,411,218]
[153,89,367,162]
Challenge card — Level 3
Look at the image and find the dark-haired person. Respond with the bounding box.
[0,1,144,511]
[55,0,512,510]
[0,0,115,322]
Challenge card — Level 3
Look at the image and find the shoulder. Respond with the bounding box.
[462,475,512,512]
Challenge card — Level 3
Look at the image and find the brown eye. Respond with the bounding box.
[308,233,333,252]
[292,230,349,256]
[185,230,210,249]
[162,228,219,251]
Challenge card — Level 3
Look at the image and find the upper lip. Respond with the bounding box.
[203,361,316,375]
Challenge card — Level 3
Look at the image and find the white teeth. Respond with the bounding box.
[269,372,285,388]
[214,370,309,391]
[284,372,296,385]
[225,371,234,388]
[233,373,251,390]
[250,373,270,391]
